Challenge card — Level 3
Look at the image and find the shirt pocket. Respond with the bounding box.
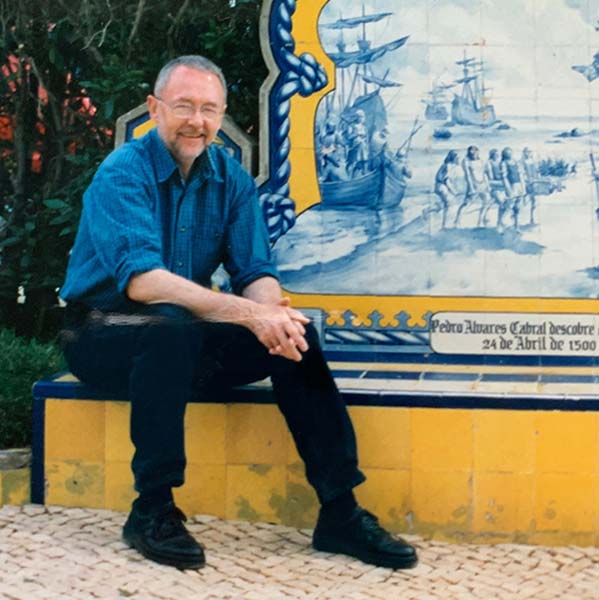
[192,222,225,285]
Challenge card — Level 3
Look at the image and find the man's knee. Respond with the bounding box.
[133,304,198,363]
[304,322,322,349]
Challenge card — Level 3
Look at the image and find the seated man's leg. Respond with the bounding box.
[203,322,363,501]
[209,322,418,569]
[62,303,206,569]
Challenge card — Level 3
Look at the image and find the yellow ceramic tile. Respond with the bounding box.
[278,462,319,529]
[104,461,135,512]
[411,408,474,471]
[0,469,30,505]
[225,464,286,523]
[290,106,322,150]
[292,3,323,49]
[105,402,134,462]
[355,468,411,533]
[175,464,226,519]
[470,532,521,544]
[473,472,534,534]
[288,147,321,211]
[535,412,599,474]
[411,470,472,530]
[473,410,535,473]
[45,460,104,508]
[226,405,287,465]
[349,407,410,470]
[534,473,597,533]
[45,400,105,462]
[185,404,227,465]
[527,531,597,548]
[285,429,302,465]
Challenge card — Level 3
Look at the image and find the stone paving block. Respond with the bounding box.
[4,505,599,599]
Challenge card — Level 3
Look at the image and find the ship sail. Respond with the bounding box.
[361,73,402,88]
[328,36,409,68]
[321,12,393,30]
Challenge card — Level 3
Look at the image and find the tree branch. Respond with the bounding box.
[82,0,113,50]
[167,0,190,42]
[126,0,146,60]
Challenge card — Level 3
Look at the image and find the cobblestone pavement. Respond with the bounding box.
[2,505,599,600]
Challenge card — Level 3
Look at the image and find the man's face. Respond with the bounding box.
[147,66,226,173]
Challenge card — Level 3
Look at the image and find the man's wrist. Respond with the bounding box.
[204,293,257,327]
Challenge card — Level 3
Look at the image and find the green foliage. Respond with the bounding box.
[0,329,64,449]
[0,0,266,338]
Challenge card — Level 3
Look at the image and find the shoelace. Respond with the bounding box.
[152,504,189,541]
[355,509,390,543]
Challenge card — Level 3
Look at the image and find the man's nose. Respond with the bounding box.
[188,108,207,125]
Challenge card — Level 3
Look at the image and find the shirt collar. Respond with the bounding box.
[148,128,224,184]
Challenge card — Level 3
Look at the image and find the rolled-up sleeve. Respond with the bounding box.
[84,156,165,294]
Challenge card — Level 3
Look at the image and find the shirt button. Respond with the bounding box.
[177,261,183,267]
[180,226,187,232]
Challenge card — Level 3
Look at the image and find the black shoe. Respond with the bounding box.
[123,501,205,569]
[313,507,418,569]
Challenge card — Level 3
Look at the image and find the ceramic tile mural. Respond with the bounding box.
[257,0,599,362]
[117,1,599,364]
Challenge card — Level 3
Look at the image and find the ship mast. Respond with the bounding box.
[336,29,346,115]
[322,10,408,113]
[361,4,368,95]
[456,51,478,110]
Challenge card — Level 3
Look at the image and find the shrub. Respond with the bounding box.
[0,0,266,340]
[0,328,64,449]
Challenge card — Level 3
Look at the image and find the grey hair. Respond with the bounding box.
[153,55,227,102]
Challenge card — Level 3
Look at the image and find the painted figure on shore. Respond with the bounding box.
[500,147,525,230]
[484,148,507,230]
[455,145,491,227]
[429,150,460,229]
[521,147,538,225]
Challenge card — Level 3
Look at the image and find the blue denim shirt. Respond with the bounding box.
[60,128,279,311]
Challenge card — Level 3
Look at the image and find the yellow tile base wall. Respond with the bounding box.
[43,399,599,546]
[0,467,31,506]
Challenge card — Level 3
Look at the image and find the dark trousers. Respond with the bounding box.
[62,303,365,504]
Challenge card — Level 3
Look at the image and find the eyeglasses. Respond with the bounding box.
[155,97,224,122]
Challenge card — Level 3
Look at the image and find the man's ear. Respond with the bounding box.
[147,95,159,121]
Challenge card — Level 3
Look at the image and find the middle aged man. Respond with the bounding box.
[60,55,418,571]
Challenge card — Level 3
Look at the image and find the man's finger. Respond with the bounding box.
[286,307,310,324]
[284,321,308,353]
[292,320,306,336]
[269,343,302,361]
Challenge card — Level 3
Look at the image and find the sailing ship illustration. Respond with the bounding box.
[422,81,454,121]
[316,8,418,209]
[450,53,497,127]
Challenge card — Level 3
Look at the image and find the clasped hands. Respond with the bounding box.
[250,297,310,362]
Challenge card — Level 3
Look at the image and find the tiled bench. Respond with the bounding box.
[32,360,599,545]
